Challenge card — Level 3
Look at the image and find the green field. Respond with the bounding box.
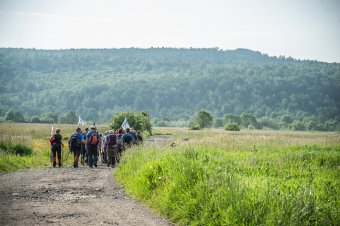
[1,124,339,225]
[116,128,340,225]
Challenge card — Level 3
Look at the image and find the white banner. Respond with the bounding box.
[78,116,86,125]
[121,118,130,130]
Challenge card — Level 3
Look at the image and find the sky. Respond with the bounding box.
[0,0,339,62]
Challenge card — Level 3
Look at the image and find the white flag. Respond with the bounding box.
[121,118,130,130]
[78,116,86,125]
[51,125,54,135]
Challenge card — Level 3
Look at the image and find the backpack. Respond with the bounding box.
[130,132,137,141]
[123,133,133,144]
[89,132,98,145]
[107,134,117,147]
[70,133,81,149]
[50,134,60,147]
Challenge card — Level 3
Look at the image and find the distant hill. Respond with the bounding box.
[0,48,339,130]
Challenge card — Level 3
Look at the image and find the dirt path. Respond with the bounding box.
[0,135,173,226]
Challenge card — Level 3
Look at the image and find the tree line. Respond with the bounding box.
[0,48,339,131]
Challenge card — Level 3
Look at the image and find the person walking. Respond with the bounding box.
[49,128,64,168]
[106,130,118,167]
[81,128,89,165]
[69,128,84,168]
[86,125,100,168]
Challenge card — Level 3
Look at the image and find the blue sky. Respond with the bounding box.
[0,0,339,62]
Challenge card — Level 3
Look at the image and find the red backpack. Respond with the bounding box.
[50,134,60,147]
[89,132,98,145]
[107,134,117,147]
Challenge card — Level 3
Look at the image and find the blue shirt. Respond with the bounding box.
[86,131,99,146]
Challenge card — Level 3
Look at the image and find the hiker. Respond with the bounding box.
[98,131,103,161]
[86,125,100,168]
[129,128,138,144]
[106,130,118,167]
[136,131,143,144]
[50,128,64,168]
[81,128,89,165]
[115,128,124,161]
[122,128,133,147]
[69,128,84,168]
[101,131,108,164]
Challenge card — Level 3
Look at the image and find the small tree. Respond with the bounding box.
[194,110,213,128]
[110,111,152,135]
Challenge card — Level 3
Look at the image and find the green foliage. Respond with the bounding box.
[0,141,33,156]
[213,118,223,128]
[224,122,241,131]
[5,109,25,122]
[193,110,213,128]
[240,112,259,129]
[190,125,202,130]
[1,48,340,130]
[31,116,40,123]
[59,111,77,124]
[116,142,340,226]
[110,111,152,134]
[223,114,241,125]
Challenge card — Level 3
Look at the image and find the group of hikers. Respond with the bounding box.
[49,125,143,168]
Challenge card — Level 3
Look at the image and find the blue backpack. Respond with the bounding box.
[123,133,133,144]
[70,133,81,149]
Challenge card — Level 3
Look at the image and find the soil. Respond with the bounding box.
[0,135,173,226]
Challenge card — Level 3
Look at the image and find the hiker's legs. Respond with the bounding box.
[73,147,80,168]
[57,147,62,167]
[88,145,97,167]
[52,148,57,167]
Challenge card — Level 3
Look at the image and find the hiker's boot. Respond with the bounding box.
[52,157,56,168]
[58,158,62,168]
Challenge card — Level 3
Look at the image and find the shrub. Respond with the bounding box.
[12,143,33,156]
[0,141,33,156]
[224,122,240,131]
[190,125,202,130]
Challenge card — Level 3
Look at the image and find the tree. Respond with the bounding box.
[240,112,259,129]
[193,110,213,128]
[31,116,41,123]
[59,111,77,124]
[110,111,152,135]
[40,112,58,123]
[5,109,25,122]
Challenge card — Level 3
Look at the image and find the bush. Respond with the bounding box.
[12,143,33,156]
[110,111,152,134]
[190,125,202,130]
[0,141,33,156]
[224,122,240,131]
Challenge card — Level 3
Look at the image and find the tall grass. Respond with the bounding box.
[115,129,340,225]
[0,123,110,173]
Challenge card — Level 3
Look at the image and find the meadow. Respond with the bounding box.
[115,128,340,225]
[1,124,339,225]
[0,123,109,173]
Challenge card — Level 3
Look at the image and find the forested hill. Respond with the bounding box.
[0,48,339,130]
